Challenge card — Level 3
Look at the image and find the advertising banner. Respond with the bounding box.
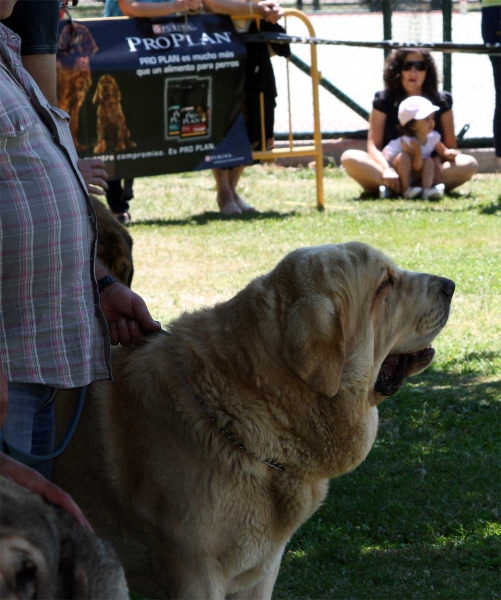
[57,14,252,178]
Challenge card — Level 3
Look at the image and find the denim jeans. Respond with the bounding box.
[1,382,58,479]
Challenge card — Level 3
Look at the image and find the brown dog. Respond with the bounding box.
[91,196,134,287]
[0,475,128,599]
[53,242,454,598]
[92,75,136,155]
[57,22,99,152]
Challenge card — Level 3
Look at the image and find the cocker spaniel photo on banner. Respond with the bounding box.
[57,21,99,151]
[93,74,137,154]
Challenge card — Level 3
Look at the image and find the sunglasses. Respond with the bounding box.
[402,60,427,72]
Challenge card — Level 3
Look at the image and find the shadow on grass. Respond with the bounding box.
[350,190,500,215]
[403,361,501,420]
[277,534,499,600]
[434,349,501,379]
[274,348,500,599]
[479,194,501,215]
[352,191,378,202]
[130,209,297,227]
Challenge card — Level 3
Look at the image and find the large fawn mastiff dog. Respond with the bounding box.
[53,242,455,598]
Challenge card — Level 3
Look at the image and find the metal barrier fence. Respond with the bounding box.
[284,0,480,15]
[271,0,494,147]
[243,11,325,209]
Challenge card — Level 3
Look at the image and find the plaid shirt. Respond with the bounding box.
[0,23,111,387]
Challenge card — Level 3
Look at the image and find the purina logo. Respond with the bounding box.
[152,23,197,35]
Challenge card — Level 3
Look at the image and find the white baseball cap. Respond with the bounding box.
[398,96,440,126]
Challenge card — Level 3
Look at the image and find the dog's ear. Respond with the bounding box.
[58,25,73,53]
[80,25,99,57]
[72,565,89,599]
[114,80,122,102]
[283,295,345,397]
[58,537,89,599]
[92,81,102,104]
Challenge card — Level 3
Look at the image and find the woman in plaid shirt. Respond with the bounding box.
[0,0,160,482]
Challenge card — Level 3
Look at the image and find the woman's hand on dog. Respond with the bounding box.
[0,453,93,531]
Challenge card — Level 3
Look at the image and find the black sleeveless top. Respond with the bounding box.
[372,89,453,148]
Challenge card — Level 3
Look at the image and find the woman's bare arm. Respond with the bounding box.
[368,109,401,193]
[117,0,202,17]
[440,109,457,150]
[203,0,283,22]
[367,109,390,167]
[435,140,460,161]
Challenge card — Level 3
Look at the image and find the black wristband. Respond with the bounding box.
[97,274,117,294]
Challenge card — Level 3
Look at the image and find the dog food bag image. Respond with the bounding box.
[165,80,182,139]
[179,78,210,138]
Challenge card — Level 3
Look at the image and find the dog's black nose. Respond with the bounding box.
[440,277,455,298]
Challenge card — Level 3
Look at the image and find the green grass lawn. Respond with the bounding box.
[118,165,500,599]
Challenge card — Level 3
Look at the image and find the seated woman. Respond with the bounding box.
[341,48,478,198]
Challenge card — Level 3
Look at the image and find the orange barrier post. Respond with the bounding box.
[238,10,324,210]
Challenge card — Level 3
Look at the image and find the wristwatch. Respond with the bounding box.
[97,274,117,294]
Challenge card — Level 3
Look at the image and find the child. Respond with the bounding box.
[381,96,459,200]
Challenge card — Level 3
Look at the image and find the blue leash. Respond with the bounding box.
[0,386,87,467]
